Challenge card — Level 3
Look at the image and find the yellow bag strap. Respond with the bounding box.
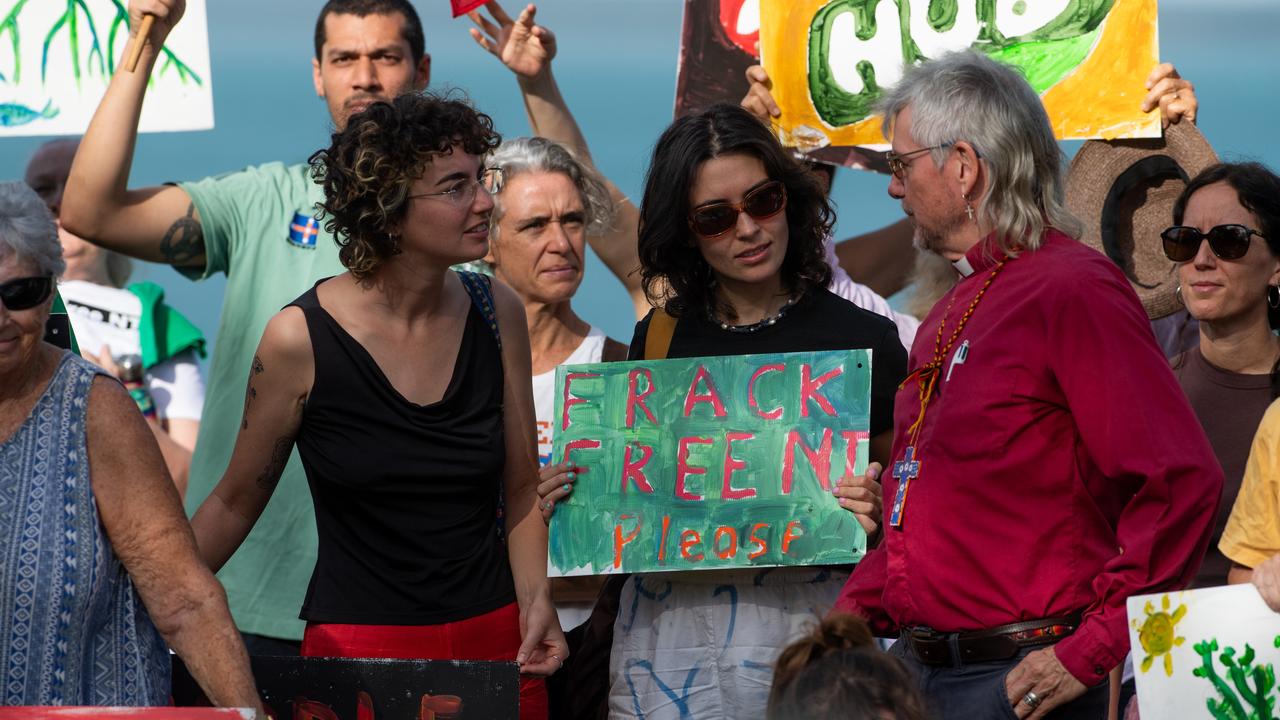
[644,308,677,360]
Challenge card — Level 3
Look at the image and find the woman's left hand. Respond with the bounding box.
[835,462,883,539]
[517,592,569,676]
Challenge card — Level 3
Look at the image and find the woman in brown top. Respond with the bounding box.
[1166,161,1280,587]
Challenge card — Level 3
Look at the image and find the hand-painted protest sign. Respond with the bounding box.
[549,349,871,576]
[0,0,213,136]
[172,656,519,720]
[761,0,1160,150]
[1127,584,1280,718]
[674,0,887,171]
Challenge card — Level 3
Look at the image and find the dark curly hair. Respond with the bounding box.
[767,614,927,720]
[638,103,833,320]
[309,92,501,279]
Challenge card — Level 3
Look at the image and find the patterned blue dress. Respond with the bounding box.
[0,352,169,705]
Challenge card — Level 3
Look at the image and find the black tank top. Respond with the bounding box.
[289,273,516,625]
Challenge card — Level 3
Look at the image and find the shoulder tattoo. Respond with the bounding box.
[160,203,205,267]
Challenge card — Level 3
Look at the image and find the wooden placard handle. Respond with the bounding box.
[124,14,156,73]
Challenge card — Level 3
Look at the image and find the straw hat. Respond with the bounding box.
[1065,122,1218,320]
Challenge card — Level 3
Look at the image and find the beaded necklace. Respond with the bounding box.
[887,259,1006,528]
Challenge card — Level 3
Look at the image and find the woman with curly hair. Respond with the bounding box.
[547,103,907,718]
[189,93,564,719]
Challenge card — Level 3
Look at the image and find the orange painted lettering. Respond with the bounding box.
[680,529,704,562]
[747,523,769,559]
[713,526,738,559]
[781,520,804,554]
[614,515,643,569]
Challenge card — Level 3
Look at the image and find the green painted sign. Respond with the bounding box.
[548,349,872,576]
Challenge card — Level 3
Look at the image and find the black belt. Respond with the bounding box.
[904,614,1082,666]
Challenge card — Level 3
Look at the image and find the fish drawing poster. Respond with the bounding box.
[1128,584,1280,718]
[0,0,213,136]
[760,0,1160,151]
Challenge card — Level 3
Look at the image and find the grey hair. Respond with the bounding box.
[878,50,1082,254]
[0,181,64,277]
[488,137,615,242]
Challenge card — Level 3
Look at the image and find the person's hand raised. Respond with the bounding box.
[741,65,781,122]
[1141,63,1197,128]
[468,1,557,81]
[128,0,186,49]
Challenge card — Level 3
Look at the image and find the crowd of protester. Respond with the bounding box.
[1,0,1278,718]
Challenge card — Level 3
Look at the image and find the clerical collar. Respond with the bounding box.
[955,234,1011,278]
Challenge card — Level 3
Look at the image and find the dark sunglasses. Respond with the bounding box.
[1161,224,1266,262]
[688,181,787,237]
[0,275,54,311]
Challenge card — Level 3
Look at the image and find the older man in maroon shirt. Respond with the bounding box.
[835,51,1223,720]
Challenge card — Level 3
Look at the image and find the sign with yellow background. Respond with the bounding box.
[761,0,1159,150]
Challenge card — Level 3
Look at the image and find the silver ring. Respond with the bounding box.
[1022,690,1042,709]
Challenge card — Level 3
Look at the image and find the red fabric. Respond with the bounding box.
[302,602,547,720]
[835,231,1222,687]
[450,0,486,17]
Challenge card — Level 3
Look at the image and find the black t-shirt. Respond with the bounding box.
[628,287,908,437]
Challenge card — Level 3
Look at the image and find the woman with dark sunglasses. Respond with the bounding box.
[1165,161,1280,589]
[597,104,907,717]
[0,182,261,709]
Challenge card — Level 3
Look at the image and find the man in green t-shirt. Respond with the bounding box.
[62,0,430,652]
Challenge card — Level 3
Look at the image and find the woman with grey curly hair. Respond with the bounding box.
[0,181,259,709]
[188,92,565,720]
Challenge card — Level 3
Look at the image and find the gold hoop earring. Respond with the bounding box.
[1175,285,1184,306]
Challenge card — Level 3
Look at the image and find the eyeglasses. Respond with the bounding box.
[886,143,952,180]
[0,275,54,311]
[688,180,787,237]
[1161,224,1266,262]
[409,167,505,206]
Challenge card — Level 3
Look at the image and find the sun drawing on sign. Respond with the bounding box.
[1132,594,1187,677]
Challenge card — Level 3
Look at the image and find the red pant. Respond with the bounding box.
[301,602,547,720]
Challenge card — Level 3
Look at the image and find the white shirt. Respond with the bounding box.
[58,280,205,421]
[824,238,920,350]
[532,327,608,465]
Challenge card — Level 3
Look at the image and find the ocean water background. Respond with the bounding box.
[0,0,1276,349]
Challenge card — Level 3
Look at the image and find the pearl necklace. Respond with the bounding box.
[710,296,799,333]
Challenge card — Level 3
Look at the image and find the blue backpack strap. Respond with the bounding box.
[457,270,502,351]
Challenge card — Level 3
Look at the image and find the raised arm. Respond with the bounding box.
[87,377,261,713]
[60,0,207,270]
[189,308,313,571]
[469,1,649,319]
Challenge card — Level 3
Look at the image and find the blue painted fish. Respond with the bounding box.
[0,99,57,127]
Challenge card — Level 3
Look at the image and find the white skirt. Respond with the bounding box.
[608,567,849,720]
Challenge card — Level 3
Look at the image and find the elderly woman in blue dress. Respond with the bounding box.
[0,181,259,710]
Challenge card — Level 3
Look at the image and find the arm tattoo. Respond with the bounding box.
[240,355,265,430]
[160,203,205,267]
[255,436,293,491]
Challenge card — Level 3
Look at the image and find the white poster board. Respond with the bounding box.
[0,0,213,136]
[1128,585,1280,718]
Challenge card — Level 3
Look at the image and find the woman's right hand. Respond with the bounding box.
[536,461,577,524]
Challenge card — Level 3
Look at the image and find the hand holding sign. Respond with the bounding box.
[127,0,186,65]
